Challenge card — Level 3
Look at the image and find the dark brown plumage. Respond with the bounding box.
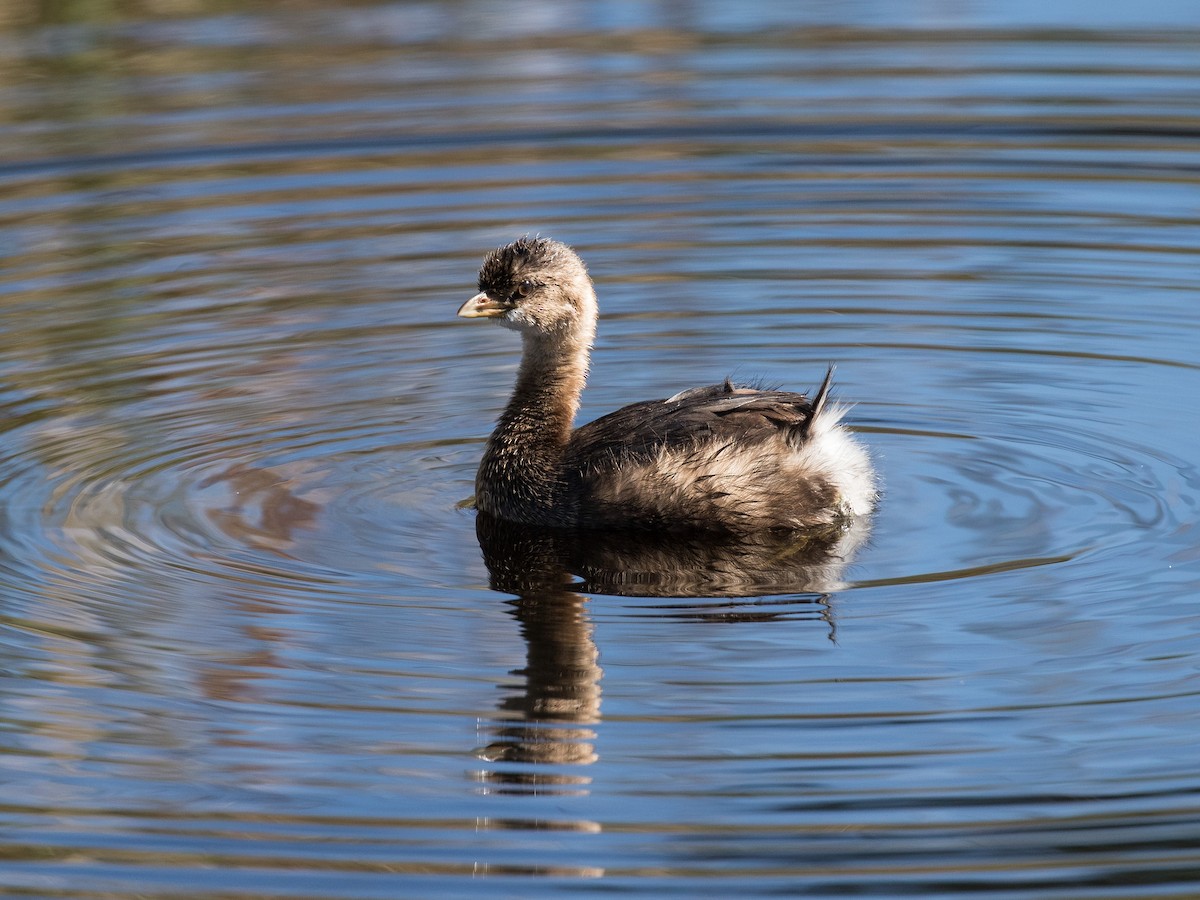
[458,237,876,532]
[567,374,833,469]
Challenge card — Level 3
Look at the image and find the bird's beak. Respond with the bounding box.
[457,292,510,319]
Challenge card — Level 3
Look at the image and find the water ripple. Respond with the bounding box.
[2,6,1200,898]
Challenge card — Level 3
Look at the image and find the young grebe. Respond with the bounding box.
[458,237,876,532]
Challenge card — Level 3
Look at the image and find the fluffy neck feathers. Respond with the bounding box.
[476,311,595,524]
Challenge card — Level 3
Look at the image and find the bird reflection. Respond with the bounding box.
[476,509,871,600]
[473,515,603,795]
[471,511,871,798]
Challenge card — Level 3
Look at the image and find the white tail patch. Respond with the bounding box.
[585,416,876,530]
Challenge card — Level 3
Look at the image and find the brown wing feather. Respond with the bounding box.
[566,368,832,474]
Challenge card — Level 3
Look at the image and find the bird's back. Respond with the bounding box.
[561,369,872,531]
[567,380,820,469]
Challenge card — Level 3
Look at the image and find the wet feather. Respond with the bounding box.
[460,237,877,532]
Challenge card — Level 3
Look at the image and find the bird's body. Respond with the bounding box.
[459,237,876,532]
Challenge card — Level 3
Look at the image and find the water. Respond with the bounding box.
[1,2,1199,896]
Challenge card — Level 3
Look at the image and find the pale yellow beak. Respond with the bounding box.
[457,292,510,319]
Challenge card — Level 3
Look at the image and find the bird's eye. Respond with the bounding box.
[516,279,535,298]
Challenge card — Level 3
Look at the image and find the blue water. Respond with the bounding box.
[1,1,1199,896]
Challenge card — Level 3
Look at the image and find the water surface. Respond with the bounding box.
[1,2,1199,897]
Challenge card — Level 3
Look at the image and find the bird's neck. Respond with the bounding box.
[477,330,592,524]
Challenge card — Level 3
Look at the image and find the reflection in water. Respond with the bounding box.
[476,510,873,600]
[199,463,321,553]
[4,0,1200,892]
[471,510,872,799]
[477,592,601,784]
[472,515,603,797]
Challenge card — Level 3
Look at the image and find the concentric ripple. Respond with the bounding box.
[1,3,1200,898]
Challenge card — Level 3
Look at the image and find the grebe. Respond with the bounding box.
[458,237,876,532]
